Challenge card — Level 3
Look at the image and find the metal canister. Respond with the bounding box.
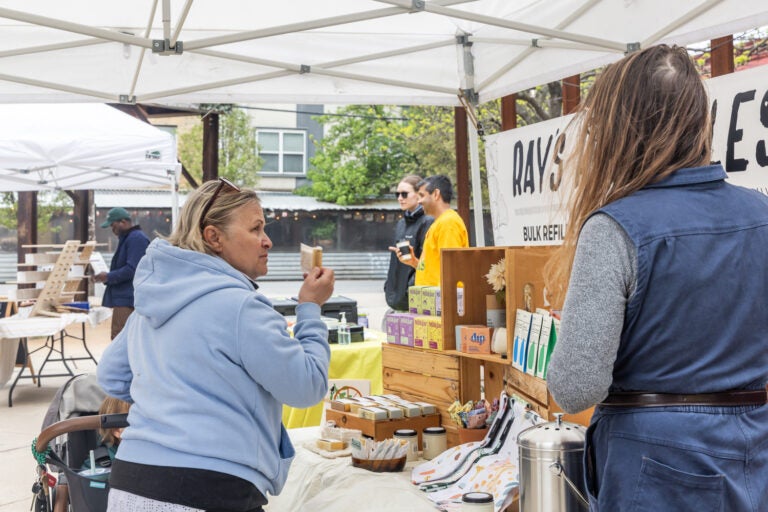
[517,413,588,512]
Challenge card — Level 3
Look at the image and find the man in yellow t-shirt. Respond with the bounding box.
[395,175,469,286]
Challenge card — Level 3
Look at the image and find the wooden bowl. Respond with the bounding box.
[351,456,407,473]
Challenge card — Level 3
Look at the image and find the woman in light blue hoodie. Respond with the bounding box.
[98,178,335,512]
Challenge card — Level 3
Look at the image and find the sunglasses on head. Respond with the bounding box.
[396,191,410,199]
[199,177,241,232]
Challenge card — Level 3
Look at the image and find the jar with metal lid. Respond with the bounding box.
[422,426,447,460]
[517,413,588,512]
[393,428,418,462]
[461,491,494,511]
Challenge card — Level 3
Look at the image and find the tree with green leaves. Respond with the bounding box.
[300,105,418,205]
[177,107,262,188]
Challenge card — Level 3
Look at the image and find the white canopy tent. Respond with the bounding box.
[0,103,180,221]
[0,0,765,242]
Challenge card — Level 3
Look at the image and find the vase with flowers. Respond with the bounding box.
[484,258,507,338]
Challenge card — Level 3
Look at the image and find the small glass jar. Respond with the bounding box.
[422,426,447,460]
[461,492,494,511]
[393,428,418,462]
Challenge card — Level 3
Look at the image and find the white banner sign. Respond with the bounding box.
[486,64,768,246]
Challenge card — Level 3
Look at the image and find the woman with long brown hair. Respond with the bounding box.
[545,45,768,511]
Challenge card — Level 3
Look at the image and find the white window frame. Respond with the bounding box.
[256,129,307,175]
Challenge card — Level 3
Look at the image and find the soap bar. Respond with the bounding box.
[316,438,345,451]
[358,406,388,421]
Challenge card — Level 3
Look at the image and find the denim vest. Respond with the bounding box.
[597,165,768,394]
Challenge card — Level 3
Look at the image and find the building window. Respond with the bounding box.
[257,129,306,174]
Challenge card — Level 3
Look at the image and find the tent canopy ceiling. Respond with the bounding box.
[0,103,178,191]
[0,0,765,107]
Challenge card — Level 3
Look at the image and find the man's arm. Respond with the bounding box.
[107,233,149,285]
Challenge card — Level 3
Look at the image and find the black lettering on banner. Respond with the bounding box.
[726,90,756,172]
[524,140,536,194]
[513,141,524,196]
[550,130,565,191]
[537,134,553,193]
[757,89,768,167]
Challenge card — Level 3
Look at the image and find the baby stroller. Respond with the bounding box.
[31,373,128,512]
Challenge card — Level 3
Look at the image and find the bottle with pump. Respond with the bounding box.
[337,312,351,345]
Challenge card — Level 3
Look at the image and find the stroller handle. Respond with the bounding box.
[36,413,129,453]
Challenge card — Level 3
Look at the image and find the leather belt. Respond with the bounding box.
[600,388,768,408]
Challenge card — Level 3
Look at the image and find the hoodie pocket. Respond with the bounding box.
[271,424,296,495]
[629,456,724,512]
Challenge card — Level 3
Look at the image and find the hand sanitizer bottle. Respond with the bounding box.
[338,312,351,345]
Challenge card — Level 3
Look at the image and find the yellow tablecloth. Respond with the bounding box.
[282,337,384,428]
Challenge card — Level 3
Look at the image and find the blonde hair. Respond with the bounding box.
[166,180,261,255]
[98,397,130,446]
[545,45,711,308]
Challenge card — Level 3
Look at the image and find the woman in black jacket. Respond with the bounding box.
[384,175,433,311]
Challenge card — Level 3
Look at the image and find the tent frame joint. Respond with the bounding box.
[152,39,184,55]
[456,34,471,46]
[300,64,311,74]
[531,38,540,48]
[626,42,641,54]
[119,95,137,105]
[410,0,425,12]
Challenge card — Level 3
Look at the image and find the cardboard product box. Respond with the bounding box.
[325,409,440,450]
[384,313,401,344]
[398,313,417,347]
[414,315,431,349]
[512,309,533,373]
[427,316,443,350]
[460,325,493,354]
[408,286,424,314]
[270,296,298,316]
[421,286,441,316]
[536,317,559,379]
[525,313,544,375]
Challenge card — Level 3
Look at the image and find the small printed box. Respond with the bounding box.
[384,313,400,344]
[536,317,559,379]
[414,315,431,349]
[398,313,416,347]
[358,407,388,421]
[460,325,493,354]
[421,286,440,316]
[512,309,533,373]
[427,316,443,350]
[408,286,425,314]
[525,313,544,375]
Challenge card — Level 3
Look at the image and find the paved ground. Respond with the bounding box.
[0,279,387,512]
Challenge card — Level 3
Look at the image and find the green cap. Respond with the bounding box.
[100,207,131,228]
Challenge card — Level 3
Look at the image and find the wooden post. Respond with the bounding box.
[70,190,91,243]
[710,35,734,77]
[562,74,581,114]
[202,112,219,182]
[454,106,470,230]
[501,94,517,131]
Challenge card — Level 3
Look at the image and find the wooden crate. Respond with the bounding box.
[382,343,461,446]
[325,409,440,450]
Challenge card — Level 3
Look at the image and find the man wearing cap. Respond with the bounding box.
[93,207,150,339]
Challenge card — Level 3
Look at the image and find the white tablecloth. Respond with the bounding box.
[0,307,112,388]
[265,427,438,512]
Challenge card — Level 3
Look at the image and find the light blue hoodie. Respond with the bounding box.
[97,238,330,496]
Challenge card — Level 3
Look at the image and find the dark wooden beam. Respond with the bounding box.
[501,94,517,131]
[69,190,92,243]
[16,192,37,264]
[710,35,734,77]
[454,106,470,230]
[202,113,220,182]
[562,74,581,115]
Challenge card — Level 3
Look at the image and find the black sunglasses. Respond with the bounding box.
[199,177,241,232]
[396,191,410,199]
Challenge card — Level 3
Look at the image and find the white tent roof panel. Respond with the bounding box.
[0,103,178,191]
[0,0,764,106]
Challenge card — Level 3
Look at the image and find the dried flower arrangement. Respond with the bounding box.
[485,257,506,306]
